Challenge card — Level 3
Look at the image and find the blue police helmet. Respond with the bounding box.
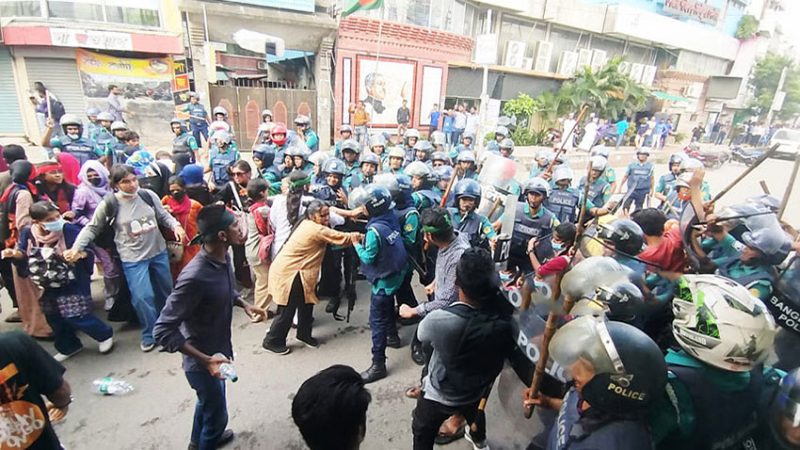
[364,184,394,216]
[453,179,482,204]
[253,144,275,168]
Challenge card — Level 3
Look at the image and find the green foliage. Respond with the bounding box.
[503,93,537,120]
[509,127,548,146]
[672,132,688,145]
[749,52,800,121]
[735,15,759,40]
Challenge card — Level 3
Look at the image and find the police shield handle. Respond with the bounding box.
[710,144,779,204]
[544,105,589,177]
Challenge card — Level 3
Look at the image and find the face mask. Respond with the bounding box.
[120,187,139,198]
[43,218,64,233]
[552,241,564,252]
[172,191,186,201]
[89,178,102,187]
[67,133,80,140]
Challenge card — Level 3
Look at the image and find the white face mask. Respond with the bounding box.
[119,187,139,198]
[67,133,80,140]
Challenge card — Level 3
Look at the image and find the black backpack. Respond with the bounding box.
[94,190,158,249]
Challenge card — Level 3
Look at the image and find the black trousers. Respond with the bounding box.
[395,271,419,307]
[412,396,483,450]
[0,258,17,307]
[318,246,342,298]
[232,244,252,289]
[264,275,313,346]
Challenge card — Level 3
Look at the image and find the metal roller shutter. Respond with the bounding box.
[0,48,24,134]
[25,57,86,118]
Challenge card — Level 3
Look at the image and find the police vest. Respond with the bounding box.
[580,177,609,207]
[717,258,773,291]
[173,133,194,158]
[546,188,580,224]
[449,208,486,249]
[110,140,129,164]
[627,162,653,191]
[188,105,208,128]
[415,189,441,210]
[660,191,687,220]
[210,147,237,185]
[314,185,345,208]
[61,136,97,166]
[511,203,555,259]
[548,388,654,450]
[659,173,678,195]
[360,214,408,283]
[663,364,762,450]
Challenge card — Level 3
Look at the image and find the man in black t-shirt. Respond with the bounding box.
[0,331,72,449]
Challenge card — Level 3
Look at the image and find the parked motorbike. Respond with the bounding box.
[730,145,765,167]
[683,143,730,169]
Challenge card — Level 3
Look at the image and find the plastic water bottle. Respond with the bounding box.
[92,377,134,396]
[215,353,238,382]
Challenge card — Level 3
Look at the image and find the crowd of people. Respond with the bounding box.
[1,99,800,450]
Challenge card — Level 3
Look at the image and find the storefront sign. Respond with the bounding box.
[50,28,133,51]
[663,0,721,25]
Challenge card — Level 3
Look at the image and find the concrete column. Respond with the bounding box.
[315,36,335,150]
[186,12,212,112]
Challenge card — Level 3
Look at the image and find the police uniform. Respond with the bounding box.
[579,176,611,208]
[448,208,495,249]
[545,187,593,224]
[345,171,373,190]
[259,165,283,196]
[412,189,442,211]
[395,199,422,308]
[712,235,773,301]
[530,165,548,178]
[50,134,101,167]
[208,145,240,186]
[655,172,678,198]
[172,131,199,173]
[624,161,654,210]
[185,102,210,144]
[509,202,558,273]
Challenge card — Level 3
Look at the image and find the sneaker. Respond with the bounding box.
[53,348,82,362]
[104,297,115,312]
[297,336,319,348]
[262,342,291,355]
[140,342,156,353]
[98,337,114,354]
[464,424,490,450]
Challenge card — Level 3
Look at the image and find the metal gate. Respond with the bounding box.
[209,86,316,150]
[0,47,23,134]
[25,57,87,119]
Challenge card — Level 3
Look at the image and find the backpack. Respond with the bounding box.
[28,246,75,290]
[228,181,249,235]
[94,190,160,249]
[249,202,273,264]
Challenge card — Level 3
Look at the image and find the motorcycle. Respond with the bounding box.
[730,145,765,167]
[683,143,730,169]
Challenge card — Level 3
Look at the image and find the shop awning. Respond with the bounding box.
[267,50,314,64]
[651,91,690,103]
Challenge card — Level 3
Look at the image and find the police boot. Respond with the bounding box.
[325,295,341,315]
[360,363,387,384]
[411,340,426,366]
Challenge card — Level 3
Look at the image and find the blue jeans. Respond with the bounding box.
[615,133,625,149]
[122,251,173,345]
[44,311,113,355]
[369,290,397,365]
[192,126,209,147]
[451,129,464,147]
[185,371,228,449]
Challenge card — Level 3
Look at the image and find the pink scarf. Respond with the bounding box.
[30,224,67,255]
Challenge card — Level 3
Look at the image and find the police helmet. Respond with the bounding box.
[536,149,555,165]
[553,165,574,183]
[373,173,400,198]
[413,140,434,155]
[636,147,651,156]
[669,153,684,166]
[59,114,82,128]
[431,131,447,147]
[456,151,476,164]
[253,144,276,168]
[322,158,347,176]
[388,147,406,160]
[340,125,353,134]
[597,219,645,256]
[370,134,386,149]
[96,112,114,122]
[741,228,792,265]
[261,109,273,119]
[675,173,692,189]
[590,155,608,172]
[86,107,101,117]
[453,179,481,204]
[405,161,432,179]
[590,145,610,159]
[672,275,777,372]
[462,134,475,143]
[360,152,380,167]
[523,177,551,197]
[215,130,232,146]
[111,121,128,132]
[294,114,311,127]
[341,139,361,154]
[286,143,311,161]
[364,184,394,216]
[434,165,453,182]
[431,151,450,164]
[769,368,800,443]
[212,106,228,117]
[396,174,412,193]
[550,316,667,414]
[593,281,645,324]
[349,186,369,210]
[308,150,330,168]
[405,128,420,140]
[499,138,515,152]
[495,126,509,137]
[271,124,288,146]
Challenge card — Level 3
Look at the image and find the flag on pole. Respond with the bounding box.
[342,0,383,17]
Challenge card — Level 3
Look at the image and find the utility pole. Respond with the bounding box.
[765,66,787,127]
[476,9,493,155]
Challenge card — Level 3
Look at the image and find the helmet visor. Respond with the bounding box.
[550,316,620,379]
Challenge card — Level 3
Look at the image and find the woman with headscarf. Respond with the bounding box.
[55,152,80,186]
[35,161,76,219]
[0,144,26,323]
[178,164,213,206]
[0,161,51,337]
[161,175,202,280]
[72,160,122,311]
[128,150,171,199]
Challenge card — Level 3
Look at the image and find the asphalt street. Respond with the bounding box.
[0,153,797,450]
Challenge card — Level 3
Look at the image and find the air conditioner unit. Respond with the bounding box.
[522,57,534,70]
[557,51,579,77]
[590,49,607,72]
[685,82,704,98]
[577,48,593,70]
[629,63,645,83]
[534,41,553,72]
[618,61,632,76]
[504,40,527,69]
[640,65,657,87]
[257,60,269,71]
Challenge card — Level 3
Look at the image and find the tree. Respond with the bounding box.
[749,52,800,121]
[559,56,649,120]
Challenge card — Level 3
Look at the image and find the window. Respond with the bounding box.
[0,0,41,17]
[625,44,653,65]
[104,0,160,27]
[590,35,625,59]
[48,0,104,21]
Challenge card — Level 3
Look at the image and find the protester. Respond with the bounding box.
[244,178,272,318]
[180,164,213,206]
[0,145,27,322]
[35,161,75,216]
[65,165,186,352]
[155,204,266,450]
[292,365,372,450]
[162,176,203,280]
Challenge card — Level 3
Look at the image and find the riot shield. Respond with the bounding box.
[765,256,800,336]
[560,256,631,301]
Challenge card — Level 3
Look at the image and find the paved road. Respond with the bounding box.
[0,154,797,450]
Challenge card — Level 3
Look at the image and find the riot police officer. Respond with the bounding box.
[449,133,474,160]
[509,177,558,274]
[654,153,684,206]
[404,128,421,165]
[499,138,517,161]
[406,162,441,210]
[448,179,495,249]
[347,153,379,189]
[317,158,352,316]
[486,126,509,154]
[47,114,102,166]
[84,107,101,139]
[589,145,617,192]
[207,130,240,188]
[170,118,199,173]
[454,151,478,181]
[339,139,362,183]
[571,281,647,330]
[334,125,354,159]
[294,115,319,153]
[253,109,274,147]
[546,166,607,224]
[597,219,647,278]
[369,134,388,169]
[286,143,313,173]
[619,147,655,212]
[757,368,800,449]
[184,92,210,146]
[386,147,406,175]
[413,140,434,166]
[578,155,612,208]
[530,149,554,178]
[431,151,451,168]
[108,121,130,164]
[252,144,281,195]
[209,106,233,140]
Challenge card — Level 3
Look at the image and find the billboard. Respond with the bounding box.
[357,56,416,126]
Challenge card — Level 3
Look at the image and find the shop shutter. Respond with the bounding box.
[0,48,24,134]
[25,57,86,118]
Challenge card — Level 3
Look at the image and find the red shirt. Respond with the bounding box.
[537,255,570,277]
[638,227,686,272]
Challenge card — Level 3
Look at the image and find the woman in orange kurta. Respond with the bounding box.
[162,176,203,280]
[262,200,362,354]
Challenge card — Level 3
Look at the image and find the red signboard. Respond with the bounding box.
[663,0,721,25]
